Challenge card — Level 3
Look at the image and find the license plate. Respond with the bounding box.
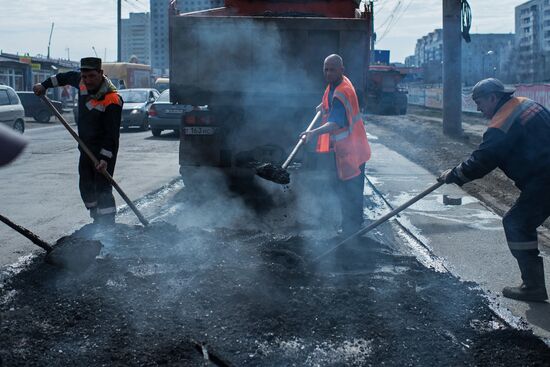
[183,126,216,135]
[166,109,182,114]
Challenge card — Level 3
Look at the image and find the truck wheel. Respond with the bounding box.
[13,119,25,133]
[34,110,51,123]
[151,128,162,137]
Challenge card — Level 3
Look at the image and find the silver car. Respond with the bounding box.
[0,85,25,133]
[118,88,159,131]
[148,89,191,137]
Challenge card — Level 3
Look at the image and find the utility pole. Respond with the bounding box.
[117,0,122,62]
[442,0,462,137]
[47,22,55,59]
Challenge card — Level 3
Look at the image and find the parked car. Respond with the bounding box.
[16,91,63,123]
[0,85,25,133]
[148,89,191,137]
[118,88,159,130]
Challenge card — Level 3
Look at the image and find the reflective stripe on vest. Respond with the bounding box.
[489,97,533,133]
[79,82,88,96]
[85,92,122,112]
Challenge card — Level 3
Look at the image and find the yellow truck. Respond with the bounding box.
[102,62,152,89]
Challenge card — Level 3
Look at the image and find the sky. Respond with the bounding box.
[0,0,526,63]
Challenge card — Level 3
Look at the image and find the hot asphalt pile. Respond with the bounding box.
[1,185,550,366]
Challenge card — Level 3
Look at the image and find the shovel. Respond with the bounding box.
[256,110,322,185]
[0,213,102,271]
[312,181,444,263]
[41,96,149,226]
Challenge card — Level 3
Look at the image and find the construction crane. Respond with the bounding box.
[47,22,55,59]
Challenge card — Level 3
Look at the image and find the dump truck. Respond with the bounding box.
[366,64,408,115]
[102,62,152,90]
[169,0,373,176]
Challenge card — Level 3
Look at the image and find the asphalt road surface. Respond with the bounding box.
[0,118,180,267]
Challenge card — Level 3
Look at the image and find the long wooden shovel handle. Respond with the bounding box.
[281,110,322,170]
[0,213,53,252]
[312,181,444,262]
[41,96,149,226]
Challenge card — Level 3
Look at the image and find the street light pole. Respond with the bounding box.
[117,0,122,62]
[442,0,462,137]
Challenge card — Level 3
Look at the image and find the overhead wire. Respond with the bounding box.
[375,0,402,33]
[376,0,414,43]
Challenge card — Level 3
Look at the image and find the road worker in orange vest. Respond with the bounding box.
[301,54,371,236]
[33,57,123,225]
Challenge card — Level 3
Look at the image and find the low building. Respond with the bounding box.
[406,29,514,86]
[0,53,78,101]
[0,56,31,91]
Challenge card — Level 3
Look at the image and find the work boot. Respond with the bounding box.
[89,207,98,220]
[93,213,116,226]
[503,256,548,302]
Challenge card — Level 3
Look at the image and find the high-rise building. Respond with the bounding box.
[515,0,550,82]
[150,0,171,76]
[149,0,224,76]
[121,12,151,65]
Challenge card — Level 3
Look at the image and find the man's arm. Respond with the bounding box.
[441,127,514,185]
[98,97,123,168]
[33,71,80,96]
[301,99,347,142]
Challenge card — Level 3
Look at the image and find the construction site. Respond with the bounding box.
[1,0,550,366]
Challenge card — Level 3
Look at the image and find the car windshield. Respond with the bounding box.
[157,89,170,103]
[118,90,148,103]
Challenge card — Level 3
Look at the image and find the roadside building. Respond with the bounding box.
[0,56,31,91]
[0,52,78,101]
[122,12,151,65]
[150,0,224,76]
[515,0,550,82]
[150,0,172,76]
[407,29,514,86]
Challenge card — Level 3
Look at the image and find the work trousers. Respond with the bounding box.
[332,158,365,233]
[78,150,117,219]
[503,178,550,260]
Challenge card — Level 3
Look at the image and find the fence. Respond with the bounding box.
[407,83,550,113]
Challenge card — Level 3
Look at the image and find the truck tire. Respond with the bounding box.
[34,110,51,123]
[151,128,162,137]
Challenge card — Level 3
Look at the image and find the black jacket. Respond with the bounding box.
[452,96,550,190]
[42,71,122,162]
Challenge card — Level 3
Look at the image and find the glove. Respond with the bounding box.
[438,168,463,185]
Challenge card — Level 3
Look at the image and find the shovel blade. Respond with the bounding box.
[45,236,102,272]
[255,163,290,185]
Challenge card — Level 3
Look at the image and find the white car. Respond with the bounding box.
[0,85,25,133]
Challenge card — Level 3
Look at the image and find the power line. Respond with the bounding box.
[375,0,402,32]
[376,0,415,43]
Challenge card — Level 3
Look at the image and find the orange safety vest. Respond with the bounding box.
[316,76,371,180]
[79,80,122,112]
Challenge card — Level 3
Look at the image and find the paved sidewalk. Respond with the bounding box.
[366,137,550,341]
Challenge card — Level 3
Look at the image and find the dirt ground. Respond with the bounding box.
[1,175,549,366]
[366,106,550,248]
